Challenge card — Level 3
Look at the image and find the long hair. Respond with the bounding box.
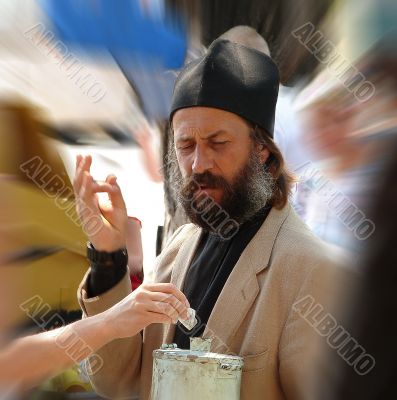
[250,124,295,209]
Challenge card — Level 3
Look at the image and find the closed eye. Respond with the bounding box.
[177,143,194,150]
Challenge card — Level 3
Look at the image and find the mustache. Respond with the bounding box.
[186,171,231,190]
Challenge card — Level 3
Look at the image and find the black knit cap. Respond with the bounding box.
[170,39,280,137]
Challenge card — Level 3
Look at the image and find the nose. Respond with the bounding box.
[192,146,213,174]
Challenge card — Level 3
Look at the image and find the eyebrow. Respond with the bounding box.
[176,130,229,142]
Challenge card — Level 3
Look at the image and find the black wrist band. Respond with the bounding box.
[86,242,128,266]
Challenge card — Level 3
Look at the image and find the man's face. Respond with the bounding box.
[173,107,266,203]
[172,107,272,230]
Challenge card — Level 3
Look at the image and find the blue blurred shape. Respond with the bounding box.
[41,0,187,69]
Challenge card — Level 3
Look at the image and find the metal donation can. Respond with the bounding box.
[151,338,244,400]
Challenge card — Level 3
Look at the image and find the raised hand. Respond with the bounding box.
[73,155,128,252]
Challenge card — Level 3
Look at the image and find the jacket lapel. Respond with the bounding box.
[202,205,291,351]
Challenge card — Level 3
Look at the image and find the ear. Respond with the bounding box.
[256,143,270,164]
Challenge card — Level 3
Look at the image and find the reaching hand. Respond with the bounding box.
[104,282,191,339]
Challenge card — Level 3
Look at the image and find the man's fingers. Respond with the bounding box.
[144,283,190,309]
[73,156,126,212]
[146,311,173,325]
[73,155,92,194]
[90,179,127,212]
[78,172,101,215]
[105,175,126,210]
[135,289,187,321]
[91,177,122,196]
[146,301,179,324]
[80,171,94,201]
[73,157,84,193]
[83,155,92,173]
[91,181,113,193]
[148,292,189,320]
[106,174,117,185]
[75,154,82,171]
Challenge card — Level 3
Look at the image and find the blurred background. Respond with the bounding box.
[0,0,396,398]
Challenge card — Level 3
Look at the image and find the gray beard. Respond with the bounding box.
[169,149,275,233]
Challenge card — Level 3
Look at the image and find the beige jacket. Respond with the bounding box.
[78,203,337,400]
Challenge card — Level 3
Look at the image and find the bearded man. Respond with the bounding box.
[74,39,336,400]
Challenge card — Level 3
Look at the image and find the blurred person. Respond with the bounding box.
[296,93,362,250]
[296,80,393,252]
[74,39,340,400]
[293,18,397,251]
[314,136,397,400]
[314,30,397,400]
[0,103,165,397]
[301,91,361,175]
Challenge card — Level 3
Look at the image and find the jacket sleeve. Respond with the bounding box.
[78,269,142,399]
